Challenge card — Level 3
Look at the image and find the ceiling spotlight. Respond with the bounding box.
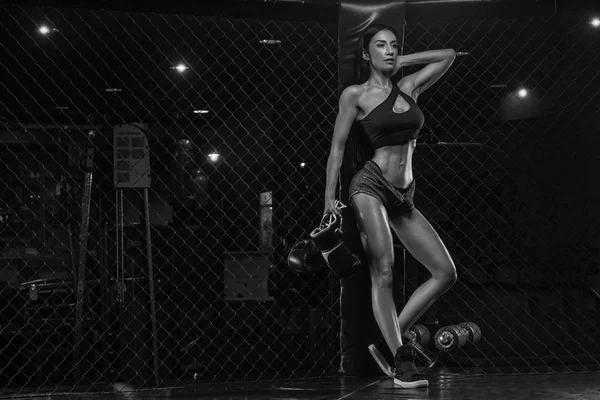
[591,17,600,27]
[517,88,528,98]
[208,152,221,162]
[193,109,209,114]
[300,162,306,168]
[171,63,189,72]
[39,25,58,35]
[259,39,281,45]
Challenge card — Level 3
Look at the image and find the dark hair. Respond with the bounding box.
[353,23,400,85]
[343,23,400,186]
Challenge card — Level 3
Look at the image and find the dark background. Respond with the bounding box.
[1,0,599,389]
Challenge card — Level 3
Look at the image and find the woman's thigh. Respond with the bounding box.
[389,208,456,277]
[350,193,395,268]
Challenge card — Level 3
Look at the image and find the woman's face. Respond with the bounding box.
[365,29,398,72]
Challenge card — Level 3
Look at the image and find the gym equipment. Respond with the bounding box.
[309,202,363,279]
[460,321,482,344]
[112,124,158,381]
[434,322,482,352]
[408,323,430,346]
[287,201,363,278]
[287,239,324,274]
[406,324,436,369]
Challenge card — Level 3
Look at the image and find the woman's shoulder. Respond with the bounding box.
[341,83,366,96]
[340,84,367,104]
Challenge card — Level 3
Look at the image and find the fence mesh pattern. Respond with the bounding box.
[1,3,600,395]
[401,14,600,372]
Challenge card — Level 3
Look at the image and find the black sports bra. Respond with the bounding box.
[359,84,424,149]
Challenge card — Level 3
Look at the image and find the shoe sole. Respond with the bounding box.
[368,344,395,378]
[393,377,429,388]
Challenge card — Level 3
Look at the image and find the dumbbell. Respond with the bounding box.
[407,324,430,346]
[434,322,482,352]
[405,324,437,369]
[461,322,482,343]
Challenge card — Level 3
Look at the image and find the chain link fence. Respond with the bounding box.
[0,4,339,393]
[1,3,599,395]
[402,14,600,372]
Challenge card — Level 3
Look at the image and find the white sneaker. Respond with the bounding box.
[393,344,429,388]
[368,343,395,378]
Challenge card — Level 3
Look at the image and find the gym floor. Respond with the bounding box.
[23,371,595,400]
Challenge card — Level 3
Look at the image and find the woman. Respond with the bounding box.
[324,23,458,388]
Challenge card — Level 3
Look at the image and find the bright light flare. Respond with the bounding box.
[38,25,58,35]
[259,39,282,45]
[591,18,600,28]
[208,152,221,163]
[175,64,189,72]
[193,110,209,114]
[517,88,528,98]
[300,162,306,168]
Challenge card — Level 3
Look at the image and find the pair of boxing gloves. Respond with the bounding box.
[287,201,363,279]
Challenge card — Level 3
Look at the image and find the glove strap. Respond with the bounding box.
[321,242,343,266]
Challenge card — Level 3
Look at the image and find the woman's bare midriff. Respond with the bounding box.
[371,140,416,189]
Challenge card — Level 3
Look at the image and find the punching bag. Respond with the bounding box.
[337,0,406,376]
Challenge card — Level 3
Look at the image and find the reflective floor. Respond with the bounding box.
[5,371,600,400]
[161,372,600,400]
[44,371,597,400]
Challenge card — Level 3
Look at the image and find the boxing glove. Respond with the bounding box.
[287,239,324,274]
[310,212,363,279]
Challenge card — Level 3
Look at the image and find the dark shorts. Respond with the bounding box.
[348,160,416,218]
